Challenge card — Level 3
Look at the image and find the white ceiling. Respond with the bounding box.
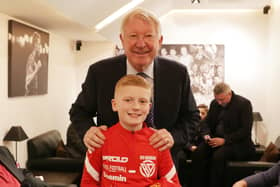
[0,0,272,42]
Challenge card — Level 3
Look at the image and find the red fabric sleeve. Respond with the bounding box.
[154,149,181,187]
[0,165,21,187]
[80,149,102,187]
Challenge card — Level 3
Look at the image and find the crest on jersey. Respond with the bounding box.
[139,160,155,177]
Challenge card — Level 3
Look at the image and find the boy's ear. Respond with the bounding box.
[111,99,117,112]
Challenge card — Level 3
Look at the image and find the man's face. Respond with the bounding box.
[112,85,151,131]
[120,17,163,72]
[215,92,232,107]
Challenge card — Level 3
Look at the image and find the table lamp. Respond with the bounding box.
[253,112,263,147]
[3,126,28,161]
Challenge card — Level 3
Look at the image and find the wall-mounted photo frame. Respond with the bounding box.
[8,20,49,97]
[159,44,225,106]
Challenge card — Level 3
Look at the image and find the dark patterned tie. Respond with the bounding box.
[137,72,155,128]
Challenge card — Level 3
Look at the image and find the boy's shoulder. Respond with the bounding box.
[142,127,156,135]
[103,125,118,136]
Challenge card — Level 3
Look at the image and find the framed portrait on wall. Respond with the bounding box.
[160,44,225,106]
[8,20,49,97]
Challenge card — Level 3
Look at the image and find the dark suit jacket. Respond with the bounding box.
[0,146,25,183]
[70,55,199,147]
[202,91,255,159]
[0,146,49,187]
[66,123,87,158]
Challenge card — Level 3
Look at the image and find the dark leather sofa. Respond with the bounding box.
[26,130,84,186]
[225,146,275,187]
[225,136,280,186]
[180,142,278,187]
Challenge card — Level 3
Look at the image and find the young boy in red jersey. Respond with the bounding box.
[80,75,181,187]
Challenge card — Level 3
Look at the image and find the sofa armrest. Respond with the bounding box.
[228,161,276,169]
[226,161,276,187]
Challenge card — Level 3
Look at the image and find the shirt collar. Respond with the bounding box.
[126,60,154,79]
[116,122,148,134]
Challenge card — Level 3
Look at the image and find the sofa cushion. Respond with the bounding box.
[260,142,280,162]
[56,140,69,157]
[31,170,80,186]
[56,139,85,159]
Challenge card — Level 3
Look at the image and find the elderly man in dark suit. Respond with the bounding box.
[0,146,48,187]
[69,7,199,172]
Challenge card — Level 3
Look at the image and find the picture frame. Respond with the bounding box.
[113,43,225,106]
[160,44,225,106]
[8,20,49,97]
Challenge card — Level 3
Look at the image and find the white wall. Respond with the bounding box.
[74,41,115,94]
[160,9,273,145]
[265,1,280,144]
[0,13,77,167]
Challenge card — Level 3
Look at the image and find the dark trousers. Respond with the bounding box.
[190,142,235,187]
[171,146,190,186]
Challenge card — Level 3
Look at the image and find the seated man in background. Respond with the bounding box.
[191,82,256,187]
[0,146,49,187]
[233,161,280,187]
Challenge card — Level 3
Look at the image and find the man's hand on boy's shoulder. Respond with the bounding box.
[83,125,107,151]
[149,128,174,151]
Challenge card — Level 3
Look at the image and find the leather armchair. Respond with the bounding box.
[26,130,84,186]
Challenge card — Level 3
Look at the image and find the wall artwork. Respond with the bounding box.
[8,20,49,97]
[159,44,225,106]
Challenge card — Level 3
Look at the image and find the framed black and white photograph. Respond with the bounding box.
[160,44,225,106]
[8,20,49,97]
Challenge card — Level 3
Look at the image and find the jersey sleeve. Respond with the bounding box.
[152,149,181,187]
[80,149,102,187]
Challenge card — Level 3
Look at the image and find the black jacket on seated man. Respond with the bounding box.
[0,146,49,187]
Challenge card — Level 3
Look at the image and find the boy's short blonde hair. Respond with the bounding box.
[114,75,152,97]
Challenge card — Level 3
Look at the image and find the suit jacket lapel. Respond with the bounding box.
[153,57,160,127]
[0,146,25,182]
[116,55,127,77]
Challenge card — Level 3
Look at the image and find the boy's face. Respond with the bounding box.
[198,108,207,120]
[112,85,151,131]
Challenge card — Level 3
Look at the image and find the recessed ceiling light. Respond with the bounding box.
[95,0,144,31]
[191,0,200,4]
